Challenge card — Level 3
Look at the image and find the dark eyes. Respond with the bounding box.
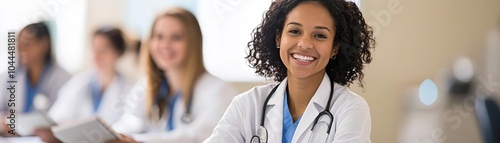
[154,33,163,40]
[153,33,182,41]
[288,29,327,39]
[172,34,182,41]
[289,30,300,35]
[314,34,327,39]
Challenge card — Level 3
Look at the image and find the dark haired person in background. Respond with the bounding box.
[33,27,133,142]
[204,0,375,142]
[0,22,71,136]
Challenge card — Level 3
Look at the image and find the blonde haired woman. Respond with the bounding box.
[110,7,237,143]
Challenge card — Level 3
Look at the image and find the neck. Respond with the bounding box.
[165,68,184,96]
[286,70,325,121]
[27,62,46,86]
[98,70,116,91]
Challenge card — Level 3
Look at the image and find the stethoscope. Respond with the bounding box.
[155,78,194,124]
[250,76,335,143]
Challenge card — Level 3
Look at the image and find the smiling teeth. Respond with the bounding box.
[292,54,314,61]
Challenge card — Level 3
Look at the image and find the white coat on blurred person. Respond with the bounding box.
[108,8,237,143]
[48,27,133,125]
[0,22,71,136]
[112,72,236,142]
[0,22,71,115]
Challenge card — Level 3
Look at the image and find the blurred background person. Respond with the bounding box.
[32,27,133,143]
[0,21,71,136]
[108,7,237,143]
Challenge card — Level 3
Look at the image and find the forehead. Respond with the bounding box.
[285,2,335,29]
[154,16,184,32]
[93,34,111,43]
[19,29,36,40]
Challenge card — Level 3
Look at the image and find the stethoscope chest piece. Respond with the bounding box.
[181,113,193,123]
[251,126,268,143]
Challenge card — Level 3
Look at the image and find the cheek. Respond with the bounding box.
[279,47,288,64]
[173,41,187,63]
[149,44,166,69]
[318,44,334,63]
[149,42,161,61]
[278,37,294,65]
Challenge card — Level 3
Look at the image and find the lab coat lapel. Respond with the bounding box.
[292,74,331,143]
[264,78,287,143]
[98,76,120,113]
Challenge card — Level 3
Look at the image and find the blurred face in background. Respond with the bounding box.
[18,30,50,68]
[92,34,120,74]
[149,16,188,72]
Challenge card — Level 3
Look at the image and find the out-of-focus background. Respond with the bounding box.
[1,0,499,142]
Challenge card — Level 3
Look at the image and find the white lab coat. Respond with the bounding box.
[204,73,371,143]
[48,71,133,124]
[0,64,71,113]
[112,72,237,143]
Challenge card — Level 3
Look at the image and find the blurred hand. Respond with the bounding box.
[33,127,61,143]
[106,134,138,143]
[1,124,20,137]
[1,116,19,137]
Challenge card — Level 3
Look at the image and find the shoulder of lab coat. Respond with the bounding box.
[203,83,278,143]
[330,85,371,143]
[49,70,133,124]
[204,75,371,143]
[42,64,71,102]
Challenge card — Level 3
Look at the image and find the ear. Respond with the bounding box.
[275,30,281,46]
[40,36,51,52]
[331,45,339,57]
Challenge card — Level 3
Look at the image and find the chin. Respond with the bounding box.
[289,71,312,79]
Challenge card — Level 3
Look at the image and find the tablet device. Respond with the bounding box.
[17,112,56,136]
[51,116,121,143]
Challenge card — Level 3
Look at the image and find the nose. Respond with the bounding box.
[297,36,313,49]
[157,38,172,50]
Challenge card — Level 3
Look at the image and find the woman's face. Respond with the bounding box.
[92,34,120,73]
[278,2,337,79]
[150,16,188,71]
[18,30,50,67]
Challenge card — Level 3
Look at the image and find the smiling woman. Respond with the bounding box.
[204,0,375,143]
[246,0,375,87]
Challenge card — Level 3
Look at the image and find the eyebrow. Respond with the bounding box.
[287,22,331,32]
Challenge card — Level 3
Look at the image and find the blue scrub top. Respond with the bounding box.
[167,93,180,131]
[23,63,50,113]
[90,78,103,113]
[157,78,181,131]
[282,92,301,143]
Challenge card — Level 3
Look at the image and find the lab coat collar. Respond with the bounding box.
[292,73,336,142]
[265,73,342,142]
[96,73,125,113]
[264,73,335,142]
[263,78,287,143]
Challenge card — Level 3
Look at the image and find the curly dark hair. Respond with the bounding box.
[246,0,375,88]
